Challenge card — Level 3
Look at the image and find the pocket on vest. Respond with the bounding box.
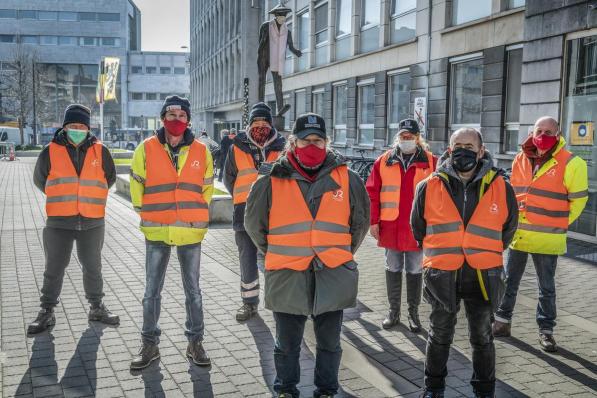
[264,269,311,315]
[313,261,359,316]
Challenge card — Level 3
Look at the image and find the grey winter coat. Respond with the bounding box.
[244,151,370,316]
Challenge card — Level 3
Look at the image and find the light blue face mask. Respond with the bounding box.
[66,128,88,145]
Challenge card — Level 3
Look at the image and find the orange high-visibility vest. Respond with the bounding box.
[233,145,281,204]
[422,174,508,270]
[140,136,209,228]
[379,149,434,221]
[265,165,353,271]
[510,149,572,234]
[45,142,108,218]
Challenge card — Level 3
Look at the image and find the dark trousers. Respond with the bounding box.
[495,249,558,333]
[258,69,283,112]
[425,297,495,395]
[40,226,105,308]
[235,231,260,304]
[273,310,343,397]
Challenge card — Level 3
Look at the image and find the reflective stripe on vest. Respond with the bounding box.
[45,142,108,218]
[265,165,353,271]
[379,149,434,221]
[422,172,508,270]
[140,136,210,226]
[511,149,572,234]
[232,146,280,204]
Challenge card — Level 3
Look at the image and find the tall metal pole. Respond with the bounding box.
[32,61,37,146]
[99,59,105,141]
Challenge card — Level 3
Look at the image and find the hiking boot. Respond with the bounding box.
[130,342,160,370]
[88,303,120,325]
[382,270,402,330]
[421,390,444,398]
[492,320,511,337]
[187,339,211,366]
[538,333,557,352]
[235,303,258,322]
[27,308,56,334]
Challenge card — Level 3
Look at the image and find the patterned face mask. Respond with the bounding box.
[249,120,272,146]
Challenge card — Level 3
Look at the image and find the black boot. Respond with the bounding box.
[187,339,211,366]
[382,271,402,329]
[88,303,120,325]
[235,303,258,322]
[130,342,160,370]
[406,273,423,333]
[27,307,56,334]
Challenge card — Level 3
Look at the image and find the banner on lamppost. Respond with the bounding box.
[96,57,120,103]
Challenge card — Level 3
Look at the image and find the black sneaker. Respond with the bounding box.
[538,333,557,352]
[88,303,120,325]
[235,303,258,322]
[27,308,56,334]
[130,342,160,370]
[187,340,211,366]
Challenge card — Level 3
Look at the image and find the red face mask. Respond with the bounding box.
[532,133,558,151]
[163,119,187,137]
[294,144,327,168]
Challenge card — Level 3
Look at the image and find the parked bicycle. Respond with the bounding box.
[347,148,375,181]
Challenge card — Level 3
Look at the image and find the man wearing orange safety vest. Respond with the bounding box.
[129,96,214,370]
[245,113,370,398]
[493,116,588,353]
[223,102,285,321]
[30,104,119,334]
[411,128,518,398]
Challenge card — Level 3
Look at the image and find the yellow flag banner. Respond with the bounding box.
[96,57,120,103]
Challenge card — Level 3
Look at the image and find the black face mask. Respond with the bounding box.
[451,147,479,172]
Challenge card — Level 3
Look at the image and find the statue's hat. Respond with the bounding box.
[269,4,292,16]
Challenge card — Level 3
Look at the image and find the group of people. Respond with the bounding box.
[29,94,588,398]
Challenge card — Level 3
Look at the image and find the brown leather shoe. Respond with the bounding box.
[492,320,511,337]
[538,333,557,352]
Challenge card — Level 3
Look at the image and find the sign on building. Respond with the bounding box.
[414,97,426,136]
[569,121,594,146]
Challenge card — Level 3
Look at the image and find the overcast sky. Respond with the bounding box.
[134,0,190,52]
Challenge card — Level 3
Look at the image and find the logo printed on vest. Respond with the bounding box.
[91,159,99,167]
[490,203,498,214]
[191,160,200,169]
[332,190,344,201]
[546,168,557,177]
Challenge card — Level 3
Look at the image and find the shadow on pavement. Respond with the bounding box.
[246,314,276,391]
[140,362,166,396]
[187,361,213,397]
[15,333,60,397]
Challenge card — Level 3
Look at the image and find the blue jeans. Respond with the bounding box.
[273,310,343,397]
[142,240,204,344]
[385,249,423,274]
[495,249,558,334]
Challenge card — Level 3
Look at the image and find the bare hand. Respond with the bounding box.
[370,224,380,240]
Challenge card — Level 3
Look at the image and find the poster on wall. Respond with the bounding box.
[414,97,426,136]
[569,121,594,146]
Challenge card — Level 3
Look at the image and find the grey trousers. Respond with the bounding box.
[40,226,105,308]
[235,231,260,304]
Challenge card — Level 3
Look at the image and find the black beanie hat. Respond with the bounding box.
[62,104,91,129]
[160,95,191,120]
[249,102,273,126]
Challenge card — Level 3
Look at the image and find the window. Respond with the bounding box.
[58,36,78,46]
[160,67,172,74]
[336,0,352,60]
[388,71,411,141]
[390,0,417,44]
[21,35,38,44]
[98,13,119,22]
[145,93,157,101]
[174,67,186,74]
[18,10,36,19]
[503,48,522,153]
[295,90,306,118]
[333,84,348,144]
[0,35,16,43]
[509,0,525,8]
[314,2,328,45]
[452,0,491,25]
[450,57,483,127]
[358,81,375,145]
[79,12,96,22]
[59,12,78,21]
[130,92,143,100]
[80,37,97,46]
[361,0,380,53]
[101,37,120,47]
[40,36,58,45]
[0,9,17,19]
[297,11,310,71]
[38,11,58,21]
[145,66,157,74]
[131,66,142,74]
[160,93,169,100]
[312,89,325,117]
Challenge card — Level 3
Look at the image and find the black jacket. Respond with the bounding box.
[257,20,301,72]
[223,131,286,231]
[219,134,234,167]
[410,151,519,312]
[33,129,116,230]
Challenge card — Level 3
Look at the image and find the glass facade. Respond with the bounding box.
[388,72,411,142]
[295,90,306,117]
[358,82,375,145]
[360,0,380,53]
[390,0,416,45]
[312,89,325,118]
[298,11,310,71]
[452,0,492,25]
[333,84,348,144]
[450,58,483,127]
[563,36,597,237]
[335,0,352,60]
[504,48,523,153]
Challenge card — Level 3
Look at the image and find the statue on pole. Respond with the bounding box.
[257,1,302,125]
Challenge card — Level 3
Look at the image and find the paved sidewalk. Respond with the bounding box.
[1,159,596,397]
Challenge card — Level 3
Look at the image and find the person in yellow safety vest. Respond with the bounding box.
[493,116,589,353]
[223,102,285,322]
[128,96,214,370]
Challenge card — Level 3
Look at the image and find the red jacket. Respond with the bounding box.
[366,148,437,252]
